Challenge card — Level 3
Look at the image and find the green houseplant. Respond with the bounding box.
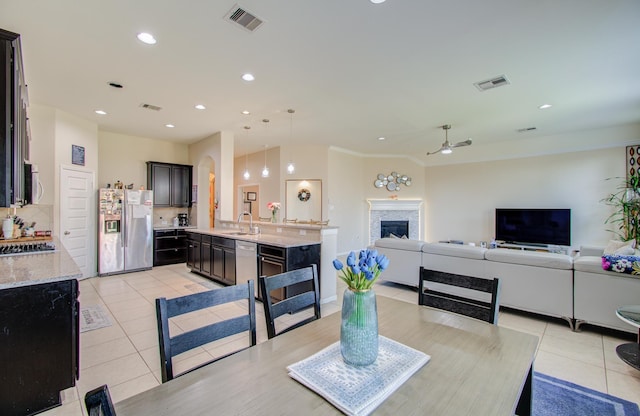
[602,173,640,242]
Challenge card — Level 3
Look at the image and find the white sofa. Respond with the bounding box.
[574,245,640,333]
[375,238,575,328]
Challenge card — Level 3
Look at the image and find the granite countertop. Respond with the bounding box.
[153,225,197,231]
[0,238,82,289]
[187,228,320,248]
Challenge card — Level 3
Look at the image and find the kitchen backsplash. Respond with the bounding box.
[154,207,192,226]
[11,204,53,231]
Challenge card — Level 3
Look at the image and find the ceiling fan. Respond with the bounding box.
[426,124,473,156]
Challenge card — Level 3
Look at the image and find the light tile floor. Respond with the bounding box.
[41,263,640,415]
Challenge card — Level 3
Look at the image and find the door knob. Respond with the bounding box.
[64,231,70,235]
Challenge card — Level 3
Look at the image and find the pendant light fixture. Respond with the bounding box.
[286,109,296,174]
[243,126,250,180]
[261,144,270,178]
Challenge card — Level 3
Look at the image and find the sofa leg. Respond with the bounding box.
[560,316,574,331]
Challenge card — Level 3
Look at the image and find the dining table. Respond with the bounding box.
[115,295,539,415]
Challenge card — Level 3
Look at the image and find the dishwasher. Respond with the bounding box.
[235,240,258,298]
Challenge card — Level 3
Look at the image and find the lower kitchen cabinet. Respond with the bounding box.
[153,229,187,266]
[186,232,201,271]
[0,279,79,416]
[187,234,236,286]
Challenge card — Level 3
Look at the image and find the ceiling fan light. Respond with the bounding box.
[441,147,452,155]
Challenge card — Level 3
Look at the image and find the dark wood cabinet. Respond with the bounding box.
[187,234,236,286]
[0,279,79,416]
[1,28,29,208]
[186,232,201,271]
[146,162,192,207]
[153,229,187,266]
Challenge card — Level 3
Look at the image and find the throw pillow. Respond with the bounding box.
[603,239,636,255]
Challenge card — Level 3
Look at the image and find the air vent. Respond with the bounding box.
[139,103,162,111]
[225,4,264,32]
[517,127,537,133]
[474,75,510,91]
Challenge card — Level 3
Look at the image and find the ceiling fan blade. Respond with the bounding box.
[426,145,444,156]
[451,139,472,148]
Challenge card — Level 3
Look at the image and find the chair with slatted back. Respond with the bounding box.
[259,265,321,339]
[155,280,256,383]
[418,267,501,324]
[84,384,117,416]
[283,218,298,223]
[258,216,271,222]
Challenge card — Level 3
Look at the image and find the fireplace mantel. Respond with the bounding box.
[367,199,423,243]
[367,199,423,211]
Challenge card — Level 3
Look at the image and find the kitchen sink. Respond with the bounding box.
[227,231,248,235]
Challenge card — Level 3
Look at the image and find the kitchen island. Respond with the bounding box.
[0,239,82,416]
[186,221,338,303]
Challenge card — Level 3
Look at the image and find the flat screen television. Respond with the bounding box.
[495,208,571,246]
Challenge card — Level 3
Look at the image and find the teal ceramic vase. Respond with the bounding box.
[340,287,378,366]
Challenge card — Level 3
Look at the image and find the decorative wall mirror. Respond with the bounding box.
[285,179,322,222]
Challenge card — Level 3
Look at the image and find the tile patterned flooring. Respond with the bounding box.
[40,263,640,415]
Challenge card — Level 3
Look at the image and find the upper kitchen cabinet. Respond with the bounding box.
[0,28,29,207]
[146,161,192,207]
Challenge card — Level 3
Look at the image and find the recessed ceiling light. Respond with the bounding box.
[538,104,553,110]
[370,0,386,3]
[95,110,107,115]
[165,124,175,128]
[242,73,255,81]
[137,32,157,45]
[241,110,251,115]
[195,104,206,110]
[378,137,386,141]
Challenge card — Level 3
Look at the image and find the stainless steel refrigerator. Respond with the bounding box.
[98,188,153,276]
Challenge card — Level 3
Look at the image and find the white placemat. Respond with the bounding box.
[287,335,430,416]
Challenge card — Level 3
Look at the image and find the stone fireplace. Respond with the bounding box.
[367,199,423,244]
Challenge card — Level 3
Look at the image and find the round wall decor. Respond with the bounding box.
[373,172,412,191]
[298,188,311,202]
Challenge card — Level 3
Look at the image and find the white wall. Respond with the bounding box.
[424,148,624,250]
[98,131,189,189]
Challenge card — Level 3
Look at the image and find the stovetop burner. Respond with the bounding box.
[0,241,56,256]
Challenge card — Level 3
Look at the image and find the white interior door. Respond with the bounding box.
[60,166,95,278]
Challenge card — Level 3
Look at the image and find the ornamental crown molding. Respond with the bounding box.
[367,199,423,211]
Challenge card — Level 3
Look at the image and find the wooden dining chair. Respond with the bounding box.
[258,216,271,222]
[155,281,256,383]
[84,384,117,416]
[418,267,501,324]
[259,265,321,339]
[283,218,298,223]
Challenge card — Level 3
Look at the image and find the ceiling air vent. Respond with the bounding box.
[225,4,264,32]
[517,127,537,133]
[474,75,510,91]
[139,103,162,111]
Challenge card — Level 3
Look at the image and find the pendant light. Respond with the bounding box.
[243,126,250,180]
[286,109,296,174]
[261,144,270,178]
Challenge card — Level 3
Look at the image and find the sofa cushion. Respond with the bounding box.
[484,248,573,270]
[579,245,604,257]
[421,242,487,260]
[573,255,607,273]
[374,238,424,252]
[603,239,636,255]
[602,254,640,275]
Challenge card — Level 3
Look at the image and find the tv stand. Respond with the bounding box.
[496,242,568,254]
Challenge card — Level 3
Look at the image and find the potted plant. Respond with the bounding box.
[602,173,640,242]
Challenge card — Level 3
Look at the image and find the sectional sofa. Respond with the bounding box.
[374,238,640,333]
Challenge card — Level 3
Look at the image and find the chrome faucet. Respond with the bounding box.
[237,211,258,234]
